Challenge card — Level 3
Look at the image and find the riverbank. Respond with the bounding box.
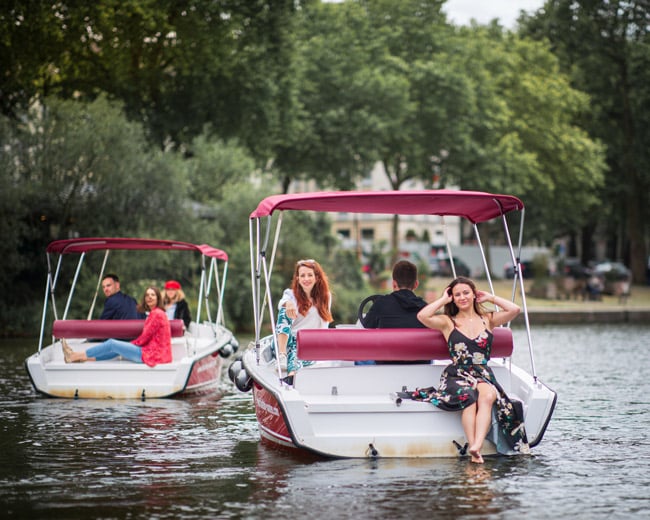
[525,306,650,324]
[425,280,650,325]
[522,282,650,324]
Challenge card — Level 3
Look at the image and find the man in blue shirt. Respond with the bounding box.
[99,274,140,319]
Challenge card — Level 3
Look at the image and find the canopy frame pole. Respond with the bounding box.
[87,250,110,320]
[502,208,537,380]
[64,252,86,320]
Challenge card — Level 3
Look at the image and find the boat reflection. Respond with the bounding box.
[244,442,529,518]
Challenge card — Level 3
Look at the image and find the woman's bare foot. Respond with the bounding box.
[61,339,74,363]
[469,447,484,464]
[61,339,86,363]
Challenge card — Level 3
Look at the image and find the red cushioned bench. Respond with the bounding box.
[52,319,185,340]
[296,327,513,362]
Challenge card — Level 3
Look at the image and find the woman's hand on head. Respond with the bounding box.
[441,286,453,304]
[475,290,492,305]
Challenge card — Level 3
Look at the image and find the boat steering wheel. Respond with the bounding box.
[357,294,382,328]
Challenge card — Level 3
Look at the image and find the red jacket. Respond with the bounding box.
[132,307,172,366]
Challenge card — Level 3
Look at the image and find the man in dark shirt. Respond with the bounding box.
[99,274,140,319]
[362,260,427,329]
[360,260,428,364]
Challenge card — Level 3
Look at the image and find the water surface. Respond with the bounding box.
[2,325,649,519]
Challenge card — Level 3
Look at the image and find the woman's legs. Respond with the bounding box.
[466,382,497,463]
[461,403,477,452]
[64,338,143,363]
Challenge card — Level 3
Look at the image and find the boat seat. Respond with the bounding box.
[297,327,513,362]
[52,319,185,340]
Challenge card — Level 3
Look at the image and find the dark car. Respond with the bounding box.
[504,260,534,279]
[429,255,471,278]
[559,258,591,279]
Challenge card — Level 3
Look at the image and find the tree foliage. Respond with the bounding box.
[286,1,606,253]
[0,0,643,334]
[0,0,305,155]
[520,0,650,280]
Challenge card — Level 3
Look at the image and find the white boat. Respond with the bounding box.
[232,190,556,458]
[25,238,239,399]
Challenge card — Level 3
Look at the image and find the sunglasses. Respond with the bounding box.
[297,259,316,266]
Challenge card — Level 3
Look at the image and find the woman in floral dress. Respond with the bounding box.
[415,277,529,463]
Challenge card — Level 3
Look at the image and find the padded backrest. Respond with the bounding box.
[52,319,185,339]
[297,327,513,361]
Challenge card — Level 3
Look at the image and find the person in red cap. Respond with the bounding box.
[162,280,192,329]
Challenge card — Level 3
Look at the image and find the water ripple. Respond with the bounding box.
[2,326,650,519]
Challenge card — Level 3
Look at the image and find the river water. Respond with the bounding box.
[2,324,649,519]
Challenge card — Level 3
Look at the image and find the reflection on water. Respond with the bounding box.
[2,325,650,519]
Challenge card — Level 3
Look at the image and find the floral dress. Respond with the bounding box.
[276,289,331,373]
[402,320,530,455]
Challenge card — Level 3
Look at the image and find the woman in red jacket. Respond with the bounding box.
[62,286,172,366]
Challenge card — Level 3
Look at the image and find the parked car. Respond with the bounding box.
[560,258,591,279]
[503,260,535,279]
[429,254,470,278]
[592,261,632,295]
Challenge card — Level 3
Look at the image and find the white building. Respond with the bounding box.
[289,162,462,258]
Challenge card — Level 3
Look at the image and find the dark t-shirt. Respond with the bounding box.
[362,289,427,329]
[361,289,428,365]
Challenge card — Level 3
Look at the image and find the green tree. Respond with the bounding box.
[289,1,606,258]
[184,134,257,205]
[0,96,190,332]
[0,1,305,156]
[442,26,607,245]
[17,96,187,239]
[520,0,650,281]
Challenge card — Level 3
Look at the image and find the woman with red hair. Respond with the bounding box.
[276,259,333,384]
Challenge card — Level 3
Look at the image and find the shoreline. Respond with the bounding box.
[523,306,650,325]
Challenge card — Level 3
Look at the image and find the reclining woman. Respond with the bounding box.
[62,286,172,366]
[414,276,529,463]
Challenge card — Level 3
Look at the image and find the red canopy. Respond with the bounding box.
[250,190,524,224]
[46,238,228,261]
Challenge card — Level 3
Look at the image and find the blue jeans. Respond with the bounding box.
[85,338,143,363]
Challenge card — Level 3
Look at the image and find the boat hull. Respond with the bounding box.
[25,325,236,399]
[242,338,556,459]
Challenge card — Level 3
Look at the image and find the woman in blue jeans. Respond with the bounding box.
[62,286,172,367]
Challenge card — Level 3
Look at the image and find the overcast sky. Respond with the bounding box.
[443,0,546,28]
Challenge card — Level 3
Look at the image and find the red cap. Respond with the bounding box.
[164,280,181,290]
